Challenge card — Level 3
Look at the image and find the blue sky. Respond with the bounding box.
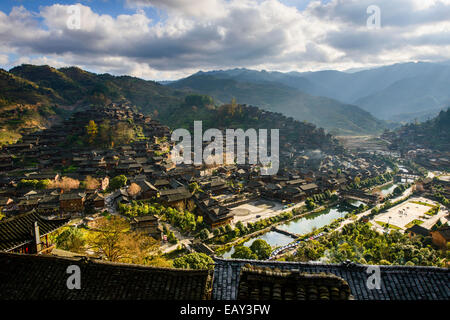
[0,0,331,18]
[0,0,164,22]
[1,1,131,16]
[0,0,449,80]
[0,0,328,13]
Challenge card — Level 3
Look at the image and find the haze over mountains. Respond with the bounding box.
[0,64,338,148]
[169,74,385,135]
[2,61,449,146]
[169,61,450,124]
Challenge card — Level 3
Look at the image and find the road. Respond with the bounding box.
[104,193,118,214]
[158,222,195,254]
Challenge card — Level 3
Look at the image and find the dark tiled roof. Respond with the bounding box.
[133,215,158,222]
[237,264,351,300]
[436,226,450,241]
[0,211,68,252]
[0,252,213,300]
[60,192,86,201]
[159,187,189,196]
[300,183,318,191]
[406,224,430,237]
[212,258,450,300]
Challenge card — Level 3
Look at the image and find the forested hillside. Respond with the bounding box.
[382,108,450,151]
[169,74,386,135]
[0,65,341,152]
[162,94,341,152]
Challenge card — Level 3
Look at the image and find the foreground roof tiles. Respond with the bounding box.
[0,252,213,300]
[0,253,448,300]
[237,264,351,300]
[212,258,450,300]
[0,211,68,252]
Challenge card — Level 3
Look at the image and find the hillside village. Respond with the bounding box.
[381,108,450,170]
[0,102,448,245]
[1,0,450,304]
[0,102,449,301]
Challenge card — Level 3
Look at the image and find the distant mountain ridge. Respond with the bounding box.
[169,73,387,135]
[383,108,450,151]
[0,64,187,145]
[0,64,340,151]
[9,64,185,113]
[184,62,450,121]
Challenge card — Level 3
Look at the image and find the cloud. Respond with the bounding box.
[0,53,8,65]
[0,0,450,79]
[125,0,227,18]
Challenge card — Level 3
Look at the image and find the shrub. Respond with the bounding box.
[173,252,214,270]
[108,175,127,191]
[249,239,272,260]
[231,246,258,260]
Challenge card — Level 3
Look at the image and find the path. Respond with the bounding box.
[158,222,195,254]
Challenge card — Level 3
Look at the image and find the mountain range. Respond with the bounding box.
[383,108,450,152]
[0,65,336,148]
[168,73,386,135]
[0,64,185,145]
[169,61,450,123]
[1,61,449,146]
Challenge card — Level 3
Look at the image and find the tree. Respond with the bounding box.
[49,177,80,191]
[249,239,272,260]
[231,246,258,260]
[306,198,316,210]
[295,240,325,262]
[84,176,100,190]
[55,227,85,253]
[225,224,233,233]
[127,183,142,198]
[89,216,129,262]
[119,231,159,265]
[113,122,135,145]
[188,182,203,195]
[18,179,50,190]
[198,228,210,240]
[173,252,214,270]
[184,94,214,108]
[98,120,112,147]
[86,120,98,144]
[167,231,178,244]
[109,175,127,191]
[235,221,246,233]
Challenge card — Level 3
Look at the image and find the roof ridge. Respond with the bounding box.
[213,257,450,272]
[0,209,40,224]
[0,252,212,274]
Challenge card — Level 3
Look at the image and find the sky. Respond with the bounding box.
[0,0,450,80]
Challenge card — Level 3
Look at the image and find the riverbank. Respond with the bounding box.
[268,186,414,260]
[215,201,345,257]
[212,201,339,255]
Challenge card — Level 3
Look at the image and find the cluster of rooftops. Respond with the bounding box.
[0,103,448,300]
[0,197,448,301]
[0,104,394,232]
[0,251,448,300]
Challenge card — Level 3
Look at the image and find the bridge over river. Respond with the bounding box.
[340,190,379,204]
[271,226,299,239]
[394,173,420,183]
[269,232,325,259]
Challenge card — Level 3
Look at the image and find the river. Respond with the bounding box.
[221,203,354,258]
[370,182,402,197]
